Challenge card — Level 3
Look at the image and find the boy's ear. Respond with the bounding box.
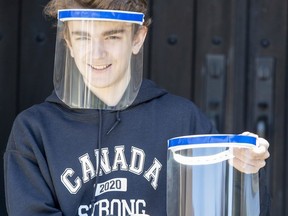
[64,34,74,58]
[132,26,148,54]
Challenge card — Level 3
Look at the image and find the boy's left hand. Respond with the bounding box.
[230,132,270,174]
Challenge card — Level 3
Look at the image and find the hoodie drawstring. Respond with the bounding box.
[106,111,121,135]
[89,110,121,215]
[89,109,103,215]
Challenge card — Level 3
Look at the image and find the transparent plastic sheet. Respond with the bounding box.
[167,135,260,216]
[53,9,146,110]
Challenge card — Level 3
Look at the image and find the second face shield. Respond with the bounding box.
[54,9,146,110]
[167,134,260,216]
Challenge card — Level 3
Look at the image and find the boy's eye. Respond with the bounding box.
[106,35,121,40]
[75,36,90,41]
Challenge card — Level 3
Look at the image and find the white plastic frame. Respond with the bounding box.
[168,134,258,165]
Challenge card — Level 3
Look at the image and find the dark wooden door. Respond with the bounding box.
[1,0,287,215]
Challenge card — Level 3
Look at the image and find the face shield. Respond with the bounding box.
[54,9,146,110]
[167,134,260,216]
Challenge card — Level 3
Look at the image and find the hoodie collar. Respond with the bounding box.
[45,79,168,110]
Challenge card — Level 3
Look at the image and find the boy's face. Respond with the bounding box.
[66,20,146,94]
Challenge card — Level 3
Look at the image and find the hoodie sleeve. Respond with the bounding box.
[4,115,63,216]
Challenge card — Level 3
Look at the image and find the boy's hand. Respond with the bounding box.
[230,132,270,174]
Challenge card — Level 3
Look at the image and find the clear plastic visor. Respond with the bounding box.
[167,134,260,216]
[54,10,146,110]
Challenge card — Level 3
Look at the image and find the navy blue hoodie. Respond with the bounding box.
[4,79,268,215]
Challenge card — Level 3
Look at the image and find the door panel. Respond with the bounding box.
[0,1,287,215]
[148,0,195,99]
[246,0,288,215]
[0,1,20,214]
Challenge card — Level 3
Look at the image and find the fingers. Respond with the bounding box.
[230,134,270,173]
[257,137,270,149]
[229,156,266,174]
[227,132,270,173]
[231,146,269,160]
[240,132,269,157]
[241,131,258,138]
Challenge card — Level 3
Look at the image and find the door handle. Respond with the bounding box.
[253,57,274,139]
[205,54,226,131]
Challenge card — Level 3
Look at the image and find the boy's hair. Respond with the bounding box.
[44,0,151,26]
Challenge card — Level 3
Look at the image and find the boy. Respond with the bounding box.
[4,0,269,215]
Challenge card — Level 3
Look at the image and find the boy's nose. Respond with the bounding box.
[91,40,107,58]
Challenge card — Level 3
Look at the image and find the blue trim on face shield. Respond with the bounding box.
[168,134,257,148]
[58,9,145,25]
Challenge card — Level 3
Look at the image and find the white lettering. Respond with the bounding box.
[94,149,100,176]
[85,199,147,216]
[129,147,145,175]
[61,168,82,194]
[97,199,110,216]
[98,148,111,175]
[122,199,135,215]
[95,178,127,196]
[112,146,128,171]
[136,199,147,214]
[78,205,89,216]
[61,146,163,195]
[79,153,96,183]
[110,199,121,215]
[144,158,162,190]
